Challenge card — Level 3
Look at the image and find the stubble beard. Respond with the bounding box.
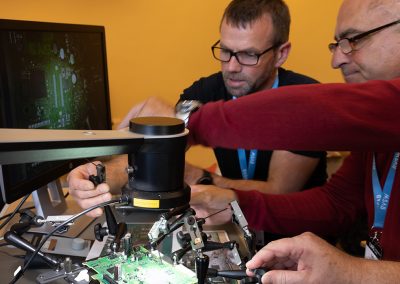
[222,72,253,98]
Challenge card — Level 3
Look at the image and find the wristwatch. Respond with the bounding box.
[175,100,203,127]
[196,169,213,185]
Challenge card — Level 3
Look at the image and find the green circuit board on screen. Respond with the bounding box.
[83,246,196,284]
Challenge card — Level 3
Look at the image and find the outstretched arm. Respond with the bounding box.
[188,79,400,152]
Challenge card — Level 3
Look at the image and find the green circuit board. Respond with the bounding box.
[84,246,197,284]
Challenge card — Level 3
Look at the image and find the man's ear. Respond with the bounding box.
[274,41,291,67]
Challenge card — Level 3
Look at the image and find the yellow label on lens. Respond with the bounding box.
[133,198,160,208]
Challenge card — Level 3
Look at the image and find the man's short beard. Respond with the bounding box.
[225,81,258,98]
[223,73,254,97]
[226,86,251,97]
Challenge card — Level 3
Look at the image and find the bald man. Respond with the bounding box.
[68,0,400,282]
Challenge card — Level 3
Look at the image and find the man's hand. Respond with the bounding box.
[190,184,237,224]
[118,97,175,129]
[67,162,112,217]
[246,232,357,284]
[184,162,206,185]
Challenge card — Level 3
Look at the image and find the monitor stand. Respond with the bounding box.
[28,179,94,238]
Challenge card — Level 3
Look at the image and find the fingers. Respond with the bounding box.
[86,208,104,218]
[189,184,208,205]
[117,97,175,129]
[246,237,297,270]
[117,101,145,129]
[77,192,112,214]
[137,97,175,117]
[262,270,304,284]
[67,162,97,186]
[71,183,110,199]
[67,162,112,217]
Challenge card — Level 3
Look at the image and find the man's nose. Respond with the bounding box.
[331,47,351,69]
[225,55,242,72]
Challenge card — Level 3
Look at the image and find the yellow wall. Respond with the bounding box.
[0,0,343,167]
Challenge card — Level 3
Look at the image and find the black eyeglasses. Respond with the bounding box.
[211,40,278,66]
[328,19,400,54]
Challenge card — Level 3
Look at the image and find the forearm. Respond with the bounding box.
[235,153,365,235]
[213,153,320,194]
[235,186,362,235]
[213,175,282,193]
[184,162,206,185]
[351,258,400,284]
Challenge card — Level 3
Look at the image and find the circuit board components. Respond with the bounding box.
[84,246,196,284]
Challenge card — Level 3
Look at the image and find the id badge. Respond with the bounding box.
[365,236,383,260]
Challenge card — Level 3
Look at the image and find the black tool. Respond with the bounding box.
[207,268,248,280]
[196,254,210,284]
[89,163,106,186]
[90,163,127,253]
[4,231,59,268]
[9,209,44,235]
[253,268,267,279]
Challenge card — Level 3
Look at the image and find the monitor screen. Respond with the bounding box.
[0,19,112,204]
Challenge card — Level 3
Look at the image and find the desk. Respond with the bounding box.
[0,197,100,284]
[0,200,247,284]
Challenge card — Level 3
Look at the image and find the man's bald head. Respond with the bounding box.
[331,0,400,82]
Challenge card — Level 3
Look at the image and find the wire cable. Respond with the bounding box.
[0,194,30,231]
[9,197,126,284]
[0,205,34,222]
[0,191,72,242]
[0,191,69,222]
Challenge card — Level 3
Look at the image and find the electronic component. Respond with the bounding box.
[84,246,197,284]
[0,121,256,283]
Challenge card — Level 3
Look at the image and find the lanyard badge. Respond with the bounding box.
[365,230,383,260]
[234,76,279,180]
[365,152,400,260]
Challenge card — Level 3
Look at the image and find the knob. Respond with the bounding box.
[94,223,108,241]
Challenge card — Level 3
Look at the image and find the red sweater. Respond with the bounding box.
[187,79,400,260]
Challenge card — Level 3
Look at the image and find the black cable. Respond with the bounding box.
[0,206,35,222]
[204,207,229,220]
[0,191,69,222]
[9,197,126,284]
[0,194,30,231]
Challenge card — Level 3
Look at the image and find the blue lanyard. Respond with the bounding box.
[371,152,399,229]
[235,76,279,180]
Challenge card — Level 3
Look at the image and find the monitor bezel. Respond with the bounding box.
[0,18,112,204]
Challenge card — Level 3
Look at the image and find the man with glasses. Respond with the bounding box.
[93,0,400,281]
[120,0,326,200]
[174,0,327,211]
[175,0,327,206]
[68,0,400,280]
[68,0,327,226]
[177,0,400,282]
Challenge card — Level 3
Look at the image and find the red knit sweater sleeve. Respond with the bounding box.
[187,79,400,152]
[234,152,366,236]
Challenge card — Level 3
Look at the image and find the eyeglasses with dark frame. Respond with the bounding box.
[211,40,279,66]
[328,19,400,54]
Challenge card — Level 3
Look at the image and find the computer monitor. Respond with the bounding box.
[0,19,112,234]
[0,193,6,219]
